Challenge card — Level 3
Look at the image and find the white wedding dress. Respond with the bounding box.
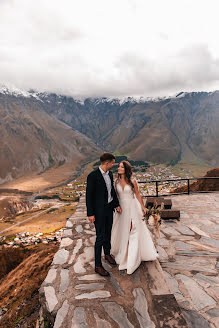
[111,182,158,274]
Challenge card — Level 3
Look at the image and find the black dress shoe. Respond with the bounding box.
[105,254,117,265]
[95,266,110,276]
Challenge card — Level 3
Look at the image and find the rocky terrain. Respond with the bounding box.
[0,85,219,185]
[0,196,33,220]
[173,168,219,193]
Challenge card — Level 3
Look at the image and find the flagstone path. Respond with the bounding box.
[159,193,219,328]
[40,196,187,328]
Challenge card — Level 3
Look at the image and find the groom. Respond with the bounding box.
[86,152,122,276]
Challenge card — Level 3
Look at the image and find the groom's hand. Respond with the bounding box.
[116,206,122,214]
[88,215,95,223]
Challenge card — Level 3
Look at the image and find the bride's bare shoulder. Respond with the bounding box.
[132,178,139,192]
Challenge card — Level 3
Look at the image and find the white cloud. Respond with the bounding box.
[0,0,219,97]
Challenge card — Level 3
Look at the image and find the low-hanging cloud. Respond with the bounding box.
[0,0,219,98]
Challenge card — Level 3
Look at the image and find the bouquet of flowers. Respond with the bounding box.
[143,201,164,238]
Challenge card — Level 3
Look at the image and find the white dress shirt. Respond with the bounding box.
[99,166,113,203]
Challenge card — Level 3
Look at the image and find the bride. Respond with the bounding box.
[111,161,158,274]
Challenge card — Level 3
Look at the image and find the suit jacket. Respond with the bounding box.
[86,168,120,218]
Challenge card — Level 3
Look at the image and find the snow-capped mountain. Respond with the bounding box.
[0,83,189,104]
[0,83,218,184]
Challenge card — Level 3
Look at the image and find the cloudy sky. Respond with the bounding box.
[0,0,219,98]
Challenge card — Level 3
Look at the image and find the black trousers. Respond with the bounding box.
[94,202,114,267]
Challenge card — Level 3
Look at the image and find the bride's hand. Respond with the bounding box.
[116,206,122,214]
[142,207,149,215]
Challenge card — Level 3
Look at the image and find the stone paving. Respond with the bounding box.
[40,196,187,328]
[158,193,219,328]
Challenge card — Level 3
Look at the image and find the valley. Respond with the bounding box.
[0,158,211,244]
[0,87,218,188]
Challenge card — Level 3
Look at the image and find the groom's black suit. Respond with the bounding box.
[86,168,120,267]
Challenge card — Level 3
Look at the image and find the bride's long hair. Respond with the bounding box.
[116,161,135,193]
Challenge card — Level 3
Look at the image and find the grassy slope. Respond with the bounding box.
[0,244,58,328]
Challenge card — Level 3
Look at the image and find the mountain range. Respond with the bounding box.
[0,84,219,184]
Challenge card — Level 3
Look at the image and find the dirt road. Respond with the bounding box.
[0,204,63,235]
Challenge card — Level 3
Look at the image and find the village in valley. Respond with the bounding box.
[0,159,193,248]
[134,165,192,196]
